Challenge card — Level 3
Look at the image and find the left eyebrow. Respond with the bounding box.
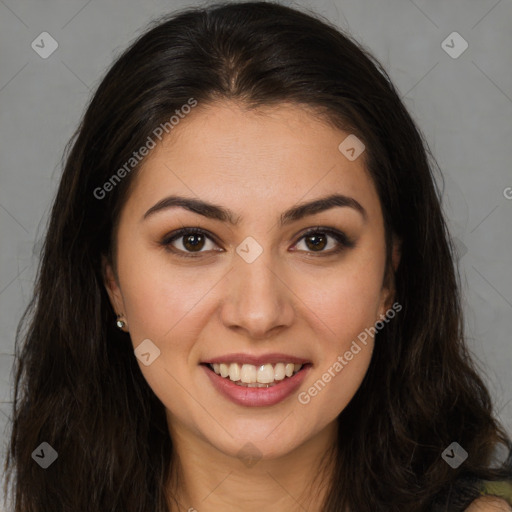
[141,193,367,226]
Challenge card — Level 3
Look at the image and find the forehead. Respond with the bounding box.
[122,101,381,223]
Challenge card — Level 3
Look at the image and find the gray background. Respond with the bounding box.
[1,0,511,506]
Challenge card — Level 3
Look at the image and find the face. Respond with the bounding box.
[104,100,400,462]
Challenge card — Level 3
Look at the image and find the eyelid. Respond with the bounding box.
[294,226,355,249]
[159,226,354,257]
[160,227,220,258]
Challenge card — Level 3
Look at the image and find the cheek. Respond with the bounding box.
[296,267,381,424]
[294,242,385,416]
[116,254,213,413]
[117,249,216,342]
[302,255,385,347]
[296,345,372,437]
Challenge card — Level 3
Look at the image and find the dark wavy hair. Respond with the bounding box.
[4,2,511,511]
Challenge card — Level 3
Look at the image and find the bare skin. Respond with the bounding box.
[103,100,405,511]
[466,496,512,511]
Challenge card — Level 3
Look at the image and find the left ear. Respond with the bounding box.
[101,254,126,320]
[379,233,402,316]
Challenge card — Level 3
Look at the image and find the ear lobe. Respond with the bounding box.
[101,255,125,314]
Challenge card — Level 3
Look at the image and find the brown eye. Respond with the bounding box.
[304,233,328,251]
[160,227,219,258]
[160,226,354,259]
[182,233,206,252]
[294,227,355,255]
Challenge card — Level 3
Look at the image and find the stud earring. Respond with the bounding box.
[116,314,127,330]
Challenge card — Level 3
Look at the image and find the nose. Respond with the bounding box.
[219,249,295,339]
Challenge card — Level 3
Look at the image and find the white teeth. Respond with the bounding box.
[240,364,256,383]
[274,363,285,381]
[220,363,229,378]
[209,362,304,384]
[229,363,241,381]
[256,364,274,384]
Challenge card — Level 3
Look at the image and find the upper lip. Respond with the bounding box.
[202,353,311,366]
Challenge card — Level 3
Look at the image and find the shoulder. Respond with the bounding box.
[464,496,512,511]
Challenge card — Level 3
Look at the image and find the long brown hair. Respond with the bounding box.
[4,2,511,511]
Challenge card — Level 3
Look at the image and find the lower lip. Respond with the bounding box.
[201,364,311,407]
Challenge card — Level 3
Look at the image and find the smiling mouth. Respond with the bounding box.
[202,362,310,388]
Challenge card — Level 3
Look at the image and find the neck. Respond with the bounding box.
[166,420,338,512]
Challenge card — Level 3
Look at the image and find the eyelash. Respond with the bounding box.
[159,226,355,259]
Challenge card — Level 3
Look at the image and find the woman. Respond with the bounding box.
[3,2,512,511]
